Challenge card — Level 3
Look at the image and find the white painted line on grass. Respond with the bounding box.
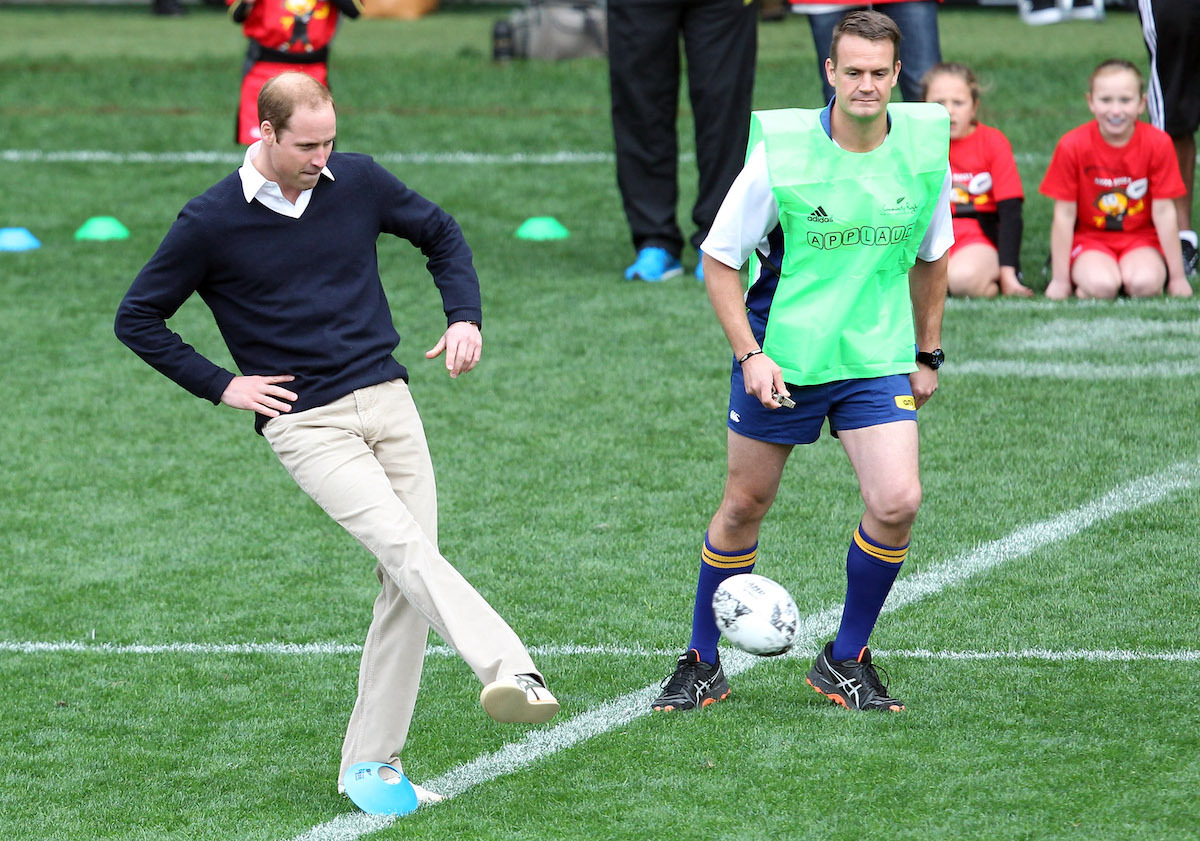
[952,360,1200,379]
[0,640,362,655]
[1008,316,1200,349]
[3,149,1078,168]
[0,149,620,166]
[944,297,1200,313]
[945,308,1200,378]
[876,648,1200,663]
[0,641,675,658]
[289,814,394,841]
[286,455,1200,841]
[7,639,1193,664]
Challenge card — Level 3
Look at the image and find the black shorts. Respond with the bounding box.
[1139,0,1200,136]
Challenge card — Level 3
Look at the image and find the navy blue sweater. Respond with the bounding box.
[115,152,482,433]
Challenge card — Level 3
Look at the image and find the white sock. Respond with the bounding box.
[1180,230,1198,249]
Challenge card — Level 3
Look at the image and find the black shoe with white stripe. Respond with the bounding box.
[651,649,730,712]
[806,641,904,712]
[1181,238,1198,279]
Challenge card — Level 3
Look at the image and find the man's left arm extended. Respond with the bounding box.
[909,253,947,409]
[372,160,483,377]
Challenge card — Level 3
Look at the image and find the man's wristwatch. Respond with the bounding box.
[916,348,945,370]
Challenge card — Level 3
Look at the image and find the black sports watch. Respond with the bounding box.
[916,348,945,370]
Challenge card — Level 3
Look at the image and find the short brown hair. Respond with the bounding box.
[1088,58,1143,94]
[830,10,902,67]
[257,71,335,137]
[919,62,981,106]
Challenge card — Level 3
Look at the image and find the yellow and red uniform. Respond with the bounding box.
[228,0,362,144]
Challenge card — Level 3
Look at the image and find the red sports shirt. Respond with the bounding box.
[1039,120,1185,235]
[948,122,1023,218]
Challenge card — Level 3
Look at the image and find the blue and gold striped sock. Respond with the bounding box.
[687,533,757,664]
[831,523,907,662]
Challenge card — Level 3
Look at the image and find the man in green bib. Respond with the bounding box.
[652,10,952,713]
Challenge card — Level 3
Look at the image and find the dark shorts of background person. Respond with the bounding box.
[1140,0,1200,136]
[726,369,917,445]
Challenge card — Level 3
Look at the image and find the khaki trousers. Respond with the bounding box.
[263,380,538,783]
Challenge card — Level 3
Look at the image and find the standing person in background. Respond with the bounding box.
[1137,0,1200,277]
[1017,0,1104,26]
[791,0,941,105]
[921,62,1031,297]
[153,0,187,16]
[115,72,559,805]
[228,0,362,144]
[651,11,952,715]
[1040,59,1191,300]
[607,0,758,282]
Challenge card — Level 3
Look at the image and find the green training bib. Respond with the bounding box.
[747,104,948,386]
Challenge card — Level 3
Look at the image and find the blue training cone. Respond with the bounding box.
[0,227,41,252]
[342,762,419,816]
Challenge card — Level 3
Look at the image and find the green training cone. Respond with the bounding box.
[74,216,130,241]
[515,216,570,241]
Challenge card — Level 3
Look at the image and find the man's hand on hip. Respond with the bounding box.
[426,320,482,378]
[220,374,297,418]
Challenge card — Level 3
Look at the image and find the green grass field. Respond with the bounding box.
[3,4,1199,840]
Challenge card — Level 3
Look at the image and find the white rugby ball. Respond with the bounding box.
[712,573,799,657]
[967,171,993,196]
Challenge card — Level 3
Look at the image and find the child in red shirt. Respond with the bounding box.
[922,62,1031,297]
[1039,59,1191,298]
[228,0,361,145]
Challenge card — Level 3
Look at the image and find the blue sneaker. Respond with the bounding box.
[695,261,704,282]
[625,247,683,282]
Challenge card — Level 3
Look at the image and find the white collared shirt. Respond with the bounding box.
[238,141,335,219]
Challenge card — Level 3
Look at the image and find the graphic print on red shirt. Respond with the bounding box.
[948,122,1024,219]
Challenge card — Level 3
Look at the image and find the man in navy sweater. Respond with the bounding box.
[115,72,558,804]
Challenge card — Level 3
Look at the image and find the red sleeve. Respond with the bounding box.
[1039,128,1080,203]
[985,126,1024,202]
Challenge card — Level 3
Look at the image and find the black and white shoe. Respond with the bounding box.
[1181,238,1198,279]
[806,641,904,712]
[651,649,731,712]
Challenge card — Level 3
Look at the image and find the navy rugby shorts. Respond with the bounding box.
[726,365,917,445]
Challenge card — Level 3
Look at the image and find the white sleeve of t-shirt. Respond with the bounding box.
[700,142,776,271]
[700,146,956,268]
[918,166,954,263]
